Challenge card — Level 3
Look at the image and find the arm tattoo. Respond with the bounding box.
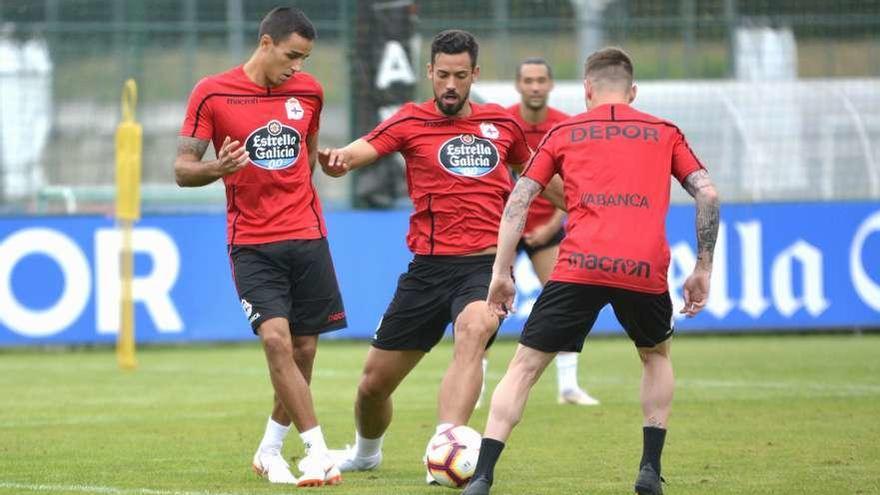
[504,177,543,233]
[685,170,720,266]
[176,136,209,160]
[683,169,712,198]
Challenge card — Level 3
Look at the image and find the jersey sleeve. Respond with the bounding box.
[180,78,213,141]
[308,81,324,136]
[671,129,705,184]
[521,136,558,187]
[506,122,532,165]
[363,105,411,156]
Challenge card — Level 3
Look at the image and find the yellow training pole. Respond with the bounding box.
[115,79,142,371]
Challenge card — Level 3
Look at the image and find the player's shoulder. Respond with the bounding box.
[541,111,591,141]
[620,105,680,130]
[472,101,516,120]
[193,66,240,91]
[504,102,520,116]
[546,106,570,122]
[288,71,324,96]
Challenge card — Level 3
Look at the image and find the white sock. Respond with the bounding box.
[556,353,580,393]
[300,425,328,455]
[435,422,454,436]
[355,430,384,458]
[258,417,291,453]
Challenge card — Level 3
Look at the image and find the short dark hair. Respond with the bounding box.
[430,30,479,67]
[258,7,316,44]
[584,47,634,85]
[516,57,553,80]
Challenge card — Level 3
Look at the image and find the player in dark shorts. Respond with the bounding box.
[489,57,600,407]
[317,30,558,483]
[175,7,344,488]
[463,47,721,495]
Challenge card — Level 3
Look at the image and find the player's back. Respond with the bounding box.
[525,103,703,293]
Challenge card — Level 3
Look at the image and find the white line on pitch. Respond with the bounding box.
[0,481,248,495]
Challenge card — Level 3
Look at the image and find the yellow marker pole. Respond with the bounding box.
[115,79,142,371]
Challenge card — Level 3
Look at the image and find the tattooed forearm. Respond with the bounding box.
[176,136,209,159]
[683,169,713,198]
[685,170,720,268]
[504,177,543,233]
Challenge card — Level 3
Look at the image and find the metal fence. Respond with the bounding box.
[0,0,878,213]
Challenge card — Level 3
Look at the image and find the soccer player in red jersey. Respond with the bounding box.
[463,48,721,495]
[318,30,547,482]
[174,7,344,487]
[497,57,600,407]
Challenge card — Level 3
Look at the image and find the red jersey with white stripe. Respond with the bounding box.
[523,103,705,293]
[506,104,569,234]
[365,100,531,255]
[180,66,326,245]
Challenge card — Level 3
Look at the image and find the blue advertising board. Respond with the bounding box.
[1,202,878,346]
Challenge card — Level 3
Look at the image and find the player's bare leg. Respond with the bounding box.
[256,334,322,484]
[529,245,599,406]
[255,319,339,487]
[438,300,499,425]
[329,347,424,471]
[462,344,555,495]
[483,344,555,442]
[634,339,673,494]
[271,333,319,422]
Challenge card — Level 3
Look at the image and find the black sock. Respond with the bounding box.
[472,438,505,485]
[640,426,667,475]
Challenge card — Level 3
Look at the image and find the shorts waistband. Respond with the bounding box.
[413,254,496,265]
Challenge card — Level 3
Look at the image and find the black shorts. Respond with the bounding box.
[229,238,347,335]
[372,254,500,352]
[520,281,673,352]
[517,228,565,258]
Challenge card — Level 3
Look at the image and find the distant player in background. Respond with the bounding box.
[317,30,559,484]
[463,47,720,495]
[175,7,344,487]
[478,58,599,408]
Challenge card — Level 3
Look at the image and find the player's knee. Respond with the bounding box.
[638,340,671,363]
[357,371,393,403]
[260,327,292,357]
[455,315,496,345]
[292,336,317,363]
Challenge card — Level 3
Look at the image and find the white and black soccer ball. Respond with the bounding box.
[424,425,482,488]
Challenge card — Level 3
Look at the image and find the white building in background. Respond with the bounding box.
[0,28,52,202]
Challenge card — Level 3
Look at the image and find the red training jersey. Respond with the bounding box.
[365,100,531,255]
[180,66,326,245]
[523,103,705,293]
[506,104,569,235]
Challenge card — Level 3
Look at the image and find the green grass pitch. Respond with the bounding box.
[2,334,879,495]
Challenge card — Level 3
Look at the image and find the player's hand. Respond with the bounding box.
[487,272,516,318]
[680,268,711,317]
[523,222,556,248]
[215,136,249,176]
[319,147,351,178]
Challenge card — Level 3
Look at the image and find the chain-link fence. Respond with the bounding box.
[0,0,878,214]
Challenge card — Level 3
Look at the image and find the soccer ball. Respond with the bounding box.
[424,425,482,488]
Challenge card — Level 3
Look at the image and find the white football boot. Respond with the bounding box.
[252,449,298,484]
[558,387,600,406]
[327,443,383,472]
[296,450,342,487]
